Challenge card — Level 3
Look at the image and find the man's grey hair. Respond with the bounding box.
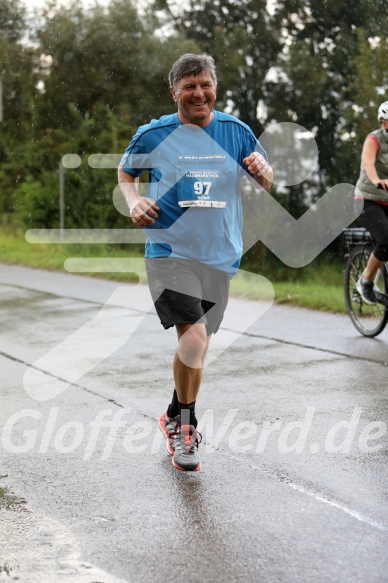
[169,54,217,88]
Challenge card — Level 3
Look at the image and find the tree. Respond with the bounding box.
[330,32,388,188]
[4,0,200,229]
[34,0,198,127]
[155,0,281,135]
[0,0,38,220]
[268,0,388,190]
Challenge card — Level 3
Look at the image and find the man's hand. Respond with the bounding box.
[118,164,159,227]
[243,152,273,191]
[129,196,159,227]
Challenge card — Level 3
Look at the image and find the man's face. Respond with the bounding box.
[170,71,217,127]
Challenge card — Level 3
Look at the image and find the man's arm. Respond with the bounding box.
[117,164,159,227]
[243,152,273,191]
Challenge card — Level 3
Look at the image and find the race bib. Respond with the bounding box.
[176,155,229,208]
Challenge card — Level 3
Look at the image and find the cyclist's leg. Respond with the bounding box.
[357,200,388,280]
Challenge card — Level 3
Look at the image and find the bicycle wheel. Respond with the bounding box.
[344,248,388,337]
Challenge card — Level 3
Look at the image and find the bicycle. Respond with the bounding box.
[343,227,388,337]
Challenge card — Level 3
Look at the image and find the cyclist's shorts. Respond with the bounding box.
[356,199,388,261]
[145,257,230,335]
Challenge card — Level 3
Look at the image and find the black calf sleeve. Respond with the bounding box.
[374,245,388,262]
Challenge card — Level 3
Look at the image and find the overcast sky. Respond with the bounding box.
[21,0,111,11]
[22,0,275,14]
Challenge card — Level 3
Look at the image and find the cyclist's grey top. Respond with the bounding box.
[356,128,388,202]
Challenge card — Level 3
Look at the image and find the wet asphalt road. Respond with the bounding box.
[0,263,388,582]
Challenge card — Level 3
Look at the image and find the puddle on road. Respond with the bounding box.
[0,485,125,583]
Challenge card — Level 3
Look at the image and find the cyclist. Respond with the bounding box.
[355,101,388,305]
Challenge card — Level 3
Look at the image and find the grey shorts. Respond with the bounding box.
[145,257,230,335]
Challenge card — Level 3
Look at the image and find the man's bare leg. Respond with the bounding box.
[168,323,207,471]
[174,322,210,405]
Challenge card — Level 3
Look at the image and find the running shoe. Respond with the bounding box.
[356,277,377,305]
[159,409,180,455]
[172,424,202,472]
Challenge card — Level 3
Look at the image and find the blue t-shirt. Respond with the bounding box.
[121,110,268,277]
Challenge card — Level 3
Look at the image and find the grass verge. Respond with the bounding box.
[0,230,347,313]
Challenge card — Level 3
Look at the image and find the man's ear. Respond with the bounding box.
[170,87,178,103]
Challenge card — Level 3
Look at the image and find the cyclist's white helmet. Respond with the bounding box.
[378,101,388,121]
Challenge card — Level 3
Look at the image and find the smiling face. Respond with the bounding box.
[170,71,217,127]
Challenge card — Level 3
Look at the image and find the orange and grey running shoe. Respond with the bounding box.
[159,409,180,455]
[172,424,202,472]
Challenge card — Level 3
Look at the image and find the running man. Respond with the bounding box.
[118,53,272,471]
